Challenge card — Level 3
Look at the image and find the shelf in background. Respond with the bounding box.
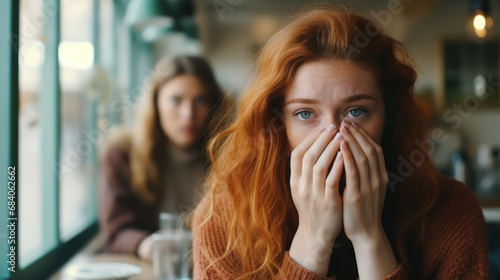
[477,197,500,222]
[478,197,500,208]
[482,208,500,223]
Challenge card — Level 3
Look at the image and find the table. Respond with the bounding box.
[49,234,152,280]
[61,254,153,280]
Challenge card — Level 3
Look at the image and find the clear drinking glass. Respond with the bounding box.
[152,229,193,280]
[159,212,182,231]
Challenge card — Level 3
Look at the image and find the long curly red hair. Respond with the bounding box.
[199,6,441,279]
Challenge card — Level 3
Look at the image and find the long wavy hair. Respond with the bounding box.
[106,56,227,203]
[199,7,441,280]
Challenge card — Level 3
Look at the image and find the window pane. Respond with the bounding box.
[19,0,46,267]
[59,0,95,241]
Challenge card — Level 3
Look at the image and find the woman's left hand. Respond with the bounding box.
[338,121,399,279]
[339,120,389,246]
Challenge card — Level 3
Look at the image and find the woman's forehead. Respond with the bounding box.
[285,59,382,104]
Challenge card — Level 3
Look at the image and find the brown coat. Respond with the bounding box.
[98,145,158,255]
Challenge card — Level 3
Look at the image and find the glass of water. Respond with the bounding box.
[154,212,192,280]
[159,212,182,231]
[152,229,193,280]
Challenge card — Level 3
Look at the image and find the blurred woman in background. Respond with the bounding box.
[192,7,488,280]
[99,55,226,260]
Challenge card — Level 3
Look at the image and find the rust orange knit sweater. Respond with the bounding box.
[192,176,489,279]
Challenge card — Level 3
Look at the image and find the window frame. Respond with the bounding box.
[1,0,100,278]
[0,0,19,278]
[2,0,155,277]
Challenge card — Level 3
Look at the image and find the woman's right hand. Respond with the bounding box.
[289,124,344,276]
[137,234,154,261]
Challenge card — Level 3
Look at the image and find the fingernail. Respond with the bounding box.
[326,124,335,133]
[341,125,350,134]
[333,132,342,142]
[317,127,325,134]
[351,122,357,128]
[342,120,350,127]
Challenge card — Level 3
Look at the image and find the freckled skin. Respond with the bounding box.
[283,59,385,151]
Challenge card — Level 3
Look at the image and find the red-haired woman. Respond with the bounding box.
[192,7,489,280]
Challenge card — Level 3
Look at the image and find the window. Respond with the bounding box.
[0,1,19,279]
[1,0,172,278]
[18,0,46,267]
[1,0,104,278]
[443,40,500,107]
[59,0,96,242]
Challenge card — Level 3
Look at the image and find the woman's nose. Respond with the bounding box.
[179,102,195,120]
[322,118,341,130]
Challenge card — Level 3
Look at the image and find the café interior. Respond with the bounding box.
[2,0,500,279]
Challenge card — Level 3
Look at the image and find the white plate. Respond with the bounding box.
[65,262,142,280]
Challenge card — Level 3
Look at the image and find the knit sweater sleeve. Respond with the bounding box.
[377,176,489,280]
[422,176,489,279]
[192,196,336,280]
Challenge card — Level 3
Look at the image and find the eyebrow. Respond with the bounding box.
[284,94,376,106]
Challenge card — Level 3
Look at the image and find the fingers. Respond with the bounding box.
[340,122,370,191]
[340,121,388,194]
[314,132,343,196]
[352,123,388,185]
[340,140,359,196]
[301,124,338,188]
[325,150,344,199]
[290,127,325,182]
[343,122,381,192]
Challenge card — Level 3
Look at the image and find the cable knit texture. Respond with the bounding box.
[192,176,489,279]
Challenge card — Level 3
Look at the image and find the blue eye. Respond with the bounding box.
[296,111,312,120]
[348,108,367,118]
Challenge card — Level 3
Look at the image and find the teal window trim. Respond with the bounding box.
[0,0,19,279]
[2,0,100,278]
[41,0,61,254]
[110,0,120,125]
[89,0,100,220]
